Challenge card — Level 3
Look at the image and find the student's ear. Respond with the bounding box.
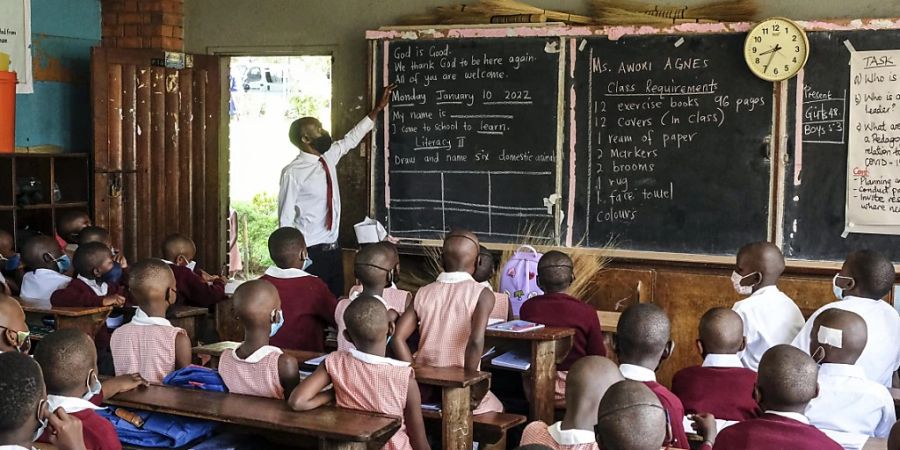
[813,382,820,400]
[535,275,544,291]
[695,339,704,357]
[662,340,675,360]
[387,321,396,339]
[739,336,747,352]
[343,329,355,346]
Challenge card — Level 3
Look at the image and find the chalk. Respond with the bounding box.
[844,40,856,53]
[578,39,587,51]
[543,193,560,214]
[544,41,560,54]
[674,37,685,48]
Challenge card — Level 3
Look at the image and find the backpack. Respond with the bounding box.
[163,365,228,392]
[499,245,544,318]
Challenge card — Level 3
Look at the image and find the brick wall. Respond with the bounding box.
[101,0,184,51]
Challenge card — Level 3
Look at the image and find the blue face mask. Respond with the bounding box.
[270,309,285,337]
[0,253,20,271]
[46,253,71,274]
[101,262,124,284]
[302,257,313,271]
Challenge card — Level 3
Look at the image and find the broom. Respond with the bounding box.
[591,0,757,25]
[400,0,593,26]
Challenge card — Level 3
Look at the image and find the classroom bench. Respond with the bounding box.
[19,302,113,341]
[421,410,526,450]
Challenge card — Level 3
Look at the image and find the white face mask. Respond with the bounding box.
[186,260,197,271]
[731,271,759,296]
[83,370,102,401]
[33,399,48,442]
[832,274,854,300]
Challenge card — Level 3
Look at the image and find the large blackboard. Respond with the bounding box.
[783,29,900,262]
[570,34,773,254]
[373,38,562,244]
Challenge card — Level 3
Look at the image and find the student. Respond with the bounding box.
[160,233,226,308]
[50,243,126,308]
[0,294,30,354]
[391,229,503,414]
[218,280,300,399]
[34,329,147,450]
[731,242,805,371]
[110,259,192,383]
[520,356,622,449]
[594,380,667,450]
[290,295,430,450]
[260,227,337,352]
[56,210,92,255]
[472,245,511,322]
[671,307,760,421]
[792,249,900,387]
[337,243,410,351]
[0,229,22,295]
[19,235,72,307]
[520,251,606,405]
[0,352,88,450]
[78,227,127,286]
[890,422,900,450]
[699,345,842,449]
[804,309,895,437]
[614,303,688,449]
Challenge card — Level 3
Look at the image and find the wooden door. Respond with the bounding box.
[91,48,224,270]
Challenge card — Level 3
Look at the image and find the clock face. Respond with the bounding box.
[744,17,809,82]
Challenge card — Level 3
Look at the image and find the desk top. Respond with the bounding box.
[20,304,113,317]
[105,384,400,443]
[168,305,209,318]
[485,326,575,341]
[597,311,621,333]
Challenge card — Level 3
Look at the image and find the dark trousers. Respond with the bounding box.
[306,244,345,298]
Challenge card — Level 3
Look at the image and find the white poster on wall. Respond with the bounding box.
[845,49,900,235]
[0,0,32,94]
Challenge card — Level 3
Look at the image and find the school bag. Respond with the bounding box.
[97,366,224,447]
[498,245,544,318]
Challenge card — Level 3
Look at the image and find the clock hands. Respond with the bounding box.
[758,45,781,56]
[762,44,783,73]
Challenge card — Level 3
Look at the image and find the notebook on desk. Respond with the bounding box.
[487,320,544,333]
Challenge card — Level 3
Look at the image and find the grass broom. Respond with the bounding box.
[591,0,757,25]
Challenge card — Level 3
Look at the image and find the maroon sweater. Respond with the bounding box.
[169,263,226,308]
[38,393,121,450]
[713,413,842,450]
[50,277,122,308]
[518,292,606,370]
[671,365,761,421]
[259,274,337,352]
[645,381,690,450]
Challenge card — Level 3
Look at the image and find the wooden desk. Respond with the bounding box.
[597,310,621,333]
[20,303,112,340]
[414,365,490,450]
[193,341,323,370]
[104,383,400,449]
[215,295,243,342]
[167,305,208,345]
[485,326,575,424]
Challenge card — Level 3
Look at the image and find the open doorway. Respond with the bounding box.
[228,55,332,277]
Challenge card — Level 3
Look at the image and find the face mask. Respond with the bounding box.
[311,134,333,153]
[811,346,826,364]
[186,260,197,271]
[101,262,124,284]
[83,370,102,401]
[731,271,759,296]
[270,309,285,337]
[302,257,313,271]
[832,274,854,300]
[46,253,71,274]
[2,326,31,353]
[0,253,20,271]
[33,399,48,442]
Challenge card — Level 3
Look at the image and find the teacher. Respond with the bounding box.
[278,85,395,297]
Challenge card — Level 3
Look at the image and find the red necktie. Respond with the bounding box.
[319,157,334,231]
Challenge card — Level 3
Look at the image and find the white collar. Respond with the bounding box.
[230,345,281,363]
[76,275,108,296]
[264,266,312,279]
[47,394,103,414]
[349,349,410,367]
[750,285,780,297]
[702,354,744,368]
[348,290,386,305]
[479,280,494,290]
[765,410,809,425]
[547,422,596,445]
[162,259,197,271]
[131,308,173,327]
[818,363,867,379]
[619,364,657,382]
[841,295,880,303]
[295,150,325,164]
[436,272,476,284]
[0,446,35,450]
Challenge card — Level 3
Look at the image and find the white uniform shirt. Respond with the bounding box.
[19,269,71,308]
[278,117,374,246]
[805,363,896,437]
[732,285,805,371]
[792,296,900,387]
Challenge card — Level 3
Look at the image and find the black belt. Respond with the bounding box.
[309,242,339,252]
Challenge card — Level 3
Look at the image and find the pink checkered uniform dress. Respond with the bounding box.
[110,323,186,383]
[218,346,285,399]
[325,350,413,450]
[490,292,510,322]
[414,275,504,414]
[520,421,600,450]
[337,288,409,351]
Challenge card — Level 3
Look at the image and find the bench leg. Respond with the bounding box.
[319,439,367,450]
[530,340,557,424]
[442,386,474,450]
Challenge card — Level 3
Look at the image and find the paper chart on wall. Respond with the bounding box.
[0,0,32,93]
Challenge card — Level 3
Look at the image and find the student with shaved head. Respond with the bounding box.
[614,303,688,449]
[260,227,337,352]
[705,345,842,449]
[520,356,622,449]
[291,295,429,450]
[19,235,72,307]
[50,242,125,308]
[0,293,30,353]
[520,251,606,404]
[392,229,503,414]
[804,309,895,437]
[218,280,300,399]
[731,242,805,370]
[160,233,226,308]
[594,380,668,450]
[56,210,91,257]
[672,307,760,420]
[792,249,900,387]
